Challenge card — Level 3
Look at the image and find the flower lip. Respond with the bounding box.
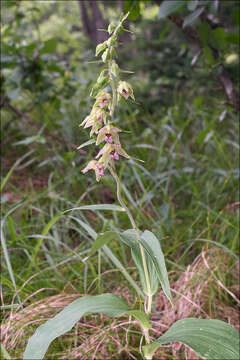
[104,133,113,143]
[110,150,119,160]
[121,89,130,99]
[99,99,108,108]
[96,125,121,146]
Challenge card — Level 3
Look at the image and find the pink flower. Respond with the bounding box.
[117,81,135,101]
[96,125,121,145]
[95,91,111,110]
[110,150,119,160]
[82,160,104,182]
[96,143,130,167]
[99,99,108,108]
[80,107,105,136]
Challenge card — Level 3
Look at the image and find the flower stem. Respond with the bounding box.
[109,165,153,322]
[109,59,117,117]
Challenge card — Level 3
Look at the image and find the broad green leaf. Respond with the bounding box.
[69,219,143,298]
[210,27,227,51]
[39,38,57,55]
[124,0,140,21]
[202,46,215,65]
[139,231,172,304]
[124,0,134,14]
[143,318,239,359]
[183,7,204,28]
[158,0,185,19]
[120,229,151,295]
[24,43,37,58]
[127,310,151,329]
[120,230,159,296]
[87,231,120,258]
[23,294,130,360]
[64,204,125,213]
[102,245,144,299]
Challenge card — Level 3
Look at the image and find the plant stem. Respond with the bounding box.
[109,166,153,319]
[109,59,117,117]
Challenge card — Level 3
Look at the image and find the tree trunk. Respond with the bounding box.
[78,1,92,39]
[78,0,107,45]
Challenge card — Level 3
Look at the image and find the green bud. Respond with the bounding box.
[108,21,117,35]
[95,41,107,57]
[98,76,109,88]
[90,83,102,98]
[102,48,110,63]
[97,70,107,83]
[111,60,119,77]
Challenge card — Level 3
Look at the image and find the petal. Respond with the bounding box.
[112,132,120,144]
[96,131,106,145]
[113,145,130,159]
[80,116,90,127]
[82,160,97,173]
[121,91,129,100]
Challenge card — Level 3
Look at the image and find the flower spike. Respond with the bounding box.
[79,14,133,182]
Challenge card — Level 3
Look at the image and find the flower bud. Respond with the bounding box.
[108,21,117,35]
[95,41,107,57]
[110,60,119,78]
[102,48,110,63]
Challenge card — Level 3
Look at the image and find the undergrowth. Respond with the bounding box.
[1,2,239,359]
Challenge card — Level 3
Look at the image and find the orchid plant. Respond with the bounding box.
[23,13,239,360]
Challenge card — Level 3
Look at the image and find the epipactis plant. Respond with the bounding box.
[23,13,239,360]
[79,25,134,182]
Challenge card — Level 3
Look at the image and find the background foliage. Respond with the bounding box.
[1,1,239,359]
